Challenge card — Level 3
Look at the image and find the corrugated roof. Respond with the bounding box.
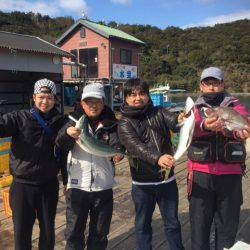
[56,19,145,45]
[0,31,73,57]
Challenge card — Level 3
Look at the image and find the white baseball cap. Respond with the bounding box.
[200,67,224,81]
[81,83,105,100]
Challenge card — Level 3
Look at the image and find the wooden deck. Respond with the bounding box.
[1,155,250,250]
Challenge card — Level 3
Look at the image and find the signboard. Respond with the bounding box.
[113,64,137,79]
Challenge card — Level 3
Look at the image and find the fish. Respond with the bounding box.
[173,97,195,161]
[69,115,124,157]
[203,106,250,131]
[160,97,195,180]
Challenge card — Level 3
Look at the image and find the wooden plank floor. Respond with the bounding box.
[1,156,250,250]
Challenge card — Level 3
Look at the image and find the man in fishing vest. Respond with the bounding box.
[118,78,185,250]
[0,78,67,250]
[187,67,250,250]
[56,83,124,250]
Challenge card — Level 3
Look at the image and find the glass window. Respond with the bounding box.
[80,28,86,38]
[120,49,132,65]
[70,49,78,78]
[79,48,98,78]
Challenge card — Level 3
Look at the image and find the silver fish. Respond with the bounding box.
[173,97,195,161]
[160,97,195,180]
[69,115,124,157]
[203,106,250,131]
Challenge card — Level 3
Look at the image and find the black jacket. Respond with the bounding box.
[56,105,123,154]
[118,102,178,182]
[0,107,68,185]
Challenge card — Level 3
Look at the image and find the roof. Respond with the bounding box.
[0,31,73,57]
[55,19,145,46]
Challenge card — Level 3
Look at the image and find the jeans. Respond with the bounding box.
[131,180,184,250]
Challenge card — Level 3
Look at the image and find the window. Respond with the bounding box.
[79,48,98,78]
[70,49,78,78]
[80,28,86,38]
[120,49,132,65]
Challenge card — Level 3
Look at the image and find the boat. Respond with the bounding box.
[149,84,186,111]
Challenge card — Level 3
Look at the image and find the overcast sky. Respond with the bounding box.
[0,0,250,29]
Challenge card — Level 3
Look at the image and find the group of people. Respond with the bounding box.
[0,67,249,250]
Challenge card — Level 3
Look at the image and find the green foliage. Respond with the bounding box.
[107,21,118,28]
[0,11,249,92]
[0,11,74,42]
[117,19,250,91]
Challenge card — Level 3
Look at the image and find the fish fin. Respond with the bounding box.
[70,115,86,130]
[96,122,104,131]
[158,168,170,181]
[68,115,77,123]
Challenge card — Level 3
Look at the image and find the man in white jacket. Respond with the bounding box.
[56,83,123,250]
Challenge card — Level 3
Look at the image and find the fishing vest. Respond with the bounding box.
[188,109,246,164]
[188,134,246,163]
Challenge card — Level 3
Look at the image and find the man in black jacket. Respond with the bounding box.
[0,79,67,250]
[118,78,184,250]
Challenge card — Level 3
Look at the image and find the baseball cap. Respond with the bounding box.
[81,83,105,100]
[34,78,57,95]
[200,67,224,81]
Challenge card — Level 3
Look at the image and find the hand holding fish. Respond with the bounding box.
[203,116,224,132]
[158,154,175,168]
[203,107,250,132]
[68,115,125,157]
[235,124,250,140]
[177,112,185,123]
[67,126,81,139]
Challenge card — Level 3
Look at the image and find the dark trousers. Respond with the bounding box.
[189,171,242,250]
[131,180,184,250]
[9,179,59,250]
[65,188,113,250]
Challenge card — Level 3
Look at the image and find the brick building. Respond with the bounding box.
[55,19,145,108]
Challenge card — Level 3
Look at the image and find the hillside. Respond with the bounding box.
[0,11,249,92]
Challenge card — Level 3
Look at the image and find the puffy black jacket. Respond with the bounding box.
[0,107,67,185]
[118,102,178,182]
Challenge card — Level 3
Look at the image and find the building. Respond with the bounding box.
[55,19,145,108]
[0,31,73,113]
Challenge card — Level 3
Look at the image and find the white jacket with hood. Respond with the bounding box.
[67,135,115,191]
[56,106,122,192]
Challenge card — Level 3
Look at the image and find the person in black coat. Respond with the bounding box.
[0,79,67,250]
[118,78,184,250]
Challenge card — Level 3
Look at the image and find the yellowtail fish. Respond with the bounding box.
[69,115,124,157]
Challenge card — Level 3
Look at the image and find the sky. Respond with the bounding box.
[0,0,250,29]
